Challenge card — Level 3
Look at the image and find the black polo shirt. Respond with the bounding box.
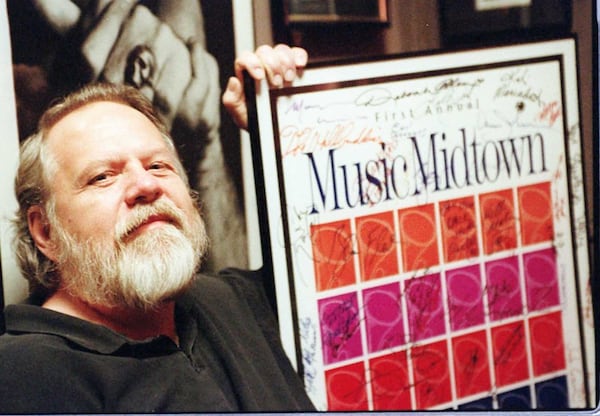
[0,269,314,413]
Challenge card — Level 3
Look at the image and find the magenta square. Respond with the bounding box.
[319,292,363,364]
[405,273,446,342]
[523,248,560,311]
[446,265,485,331]
[485,256,523,321]
[363,283,405,353]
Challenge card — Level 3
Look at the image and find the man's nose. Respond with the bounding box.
[125,167,163,206]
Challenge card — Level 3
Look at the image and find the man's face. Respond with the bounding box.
[40,101,208,309]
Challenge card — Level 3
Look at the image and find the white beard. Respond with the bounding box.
[51,199,209,310]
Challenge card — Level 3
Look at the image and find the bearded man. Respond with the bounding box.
[0,45,313,413]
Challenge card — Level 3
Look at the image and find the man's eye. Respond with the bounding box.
[90,173,107,183]
[149,162,170,171]
[88,172,113,185]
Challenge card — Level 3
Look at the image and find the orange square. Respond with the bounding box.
[356,211,398,281]
[398,204,439,272]
[439,197,479,263]
[311,220,356,291]
[479,189,517,255]
[517,182,554,245]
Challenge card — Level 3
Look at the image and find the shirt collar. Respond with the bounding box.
[3,303,180,354]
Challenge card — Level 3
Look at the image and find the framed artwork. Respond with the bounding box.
[439,0,572,47]
[1,0,247,310]
[246,37,595,411]
[282,0,388,24]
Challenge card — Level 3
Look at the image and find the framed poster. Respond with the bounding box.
[283,0,389,24]
[439,0,572,47]
[246,37,594,411]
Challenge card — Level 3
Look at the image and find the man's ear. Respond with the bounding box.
[27,205,58,262]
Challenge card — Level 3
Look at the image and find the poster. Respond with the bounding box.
[3,0,246,285]
[249,37,594,411]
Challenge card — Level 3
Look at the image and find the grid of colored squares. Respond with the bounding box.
[308,181,566,410]
[310,182,553,291]
[318,270,565,410]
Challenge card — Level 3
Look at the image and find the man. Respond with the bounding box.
[0,45,313,413]
[9,0,248,271]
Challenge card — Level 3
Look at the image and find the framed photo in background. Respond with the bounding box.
[439,0,572,47]
[283,0,388,24]
[246,37,595,411]
[1,0,246,309]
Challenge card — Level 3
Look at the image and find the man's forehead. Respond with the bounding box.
[43,101,175,172]
[48,101,148,132]
[46,101,162,147]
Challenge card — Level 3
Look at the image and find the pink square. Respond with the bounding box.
[405,273,445,342]
[363,283,405,353]
[485,256,523,321]
[319,292,363,364]
[446,265,485,331]
[523,248,560,311]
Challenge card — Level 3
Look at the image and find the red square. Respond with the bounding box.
[530,311,566,376]
[311,220,356,291]
[370,351,412,410]
[326,361,369,411]
[491,321,529,387]
[356,211,399,281]
[452,330,491,398]
[411,340,451,408]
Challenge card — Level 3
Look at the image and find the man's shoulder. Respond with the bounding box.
[187,268,266,304]
[0,331,67,380]
[182,268,278,332]
[0,329,68,358]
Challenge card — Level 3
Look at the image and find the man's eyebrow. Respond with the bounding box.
[74,147,178,184]
[75,158,121,187]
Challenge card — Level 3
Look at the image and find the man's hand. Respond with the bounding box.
[222,44,308,130]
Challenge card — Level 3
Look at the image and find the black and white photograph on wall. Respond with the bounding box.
[5,0,247,280]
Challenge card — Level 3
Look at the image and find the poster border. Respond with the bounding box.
[248,36,595,411]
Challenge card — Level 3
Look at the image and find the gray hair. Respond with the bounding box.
[13,82,189,299]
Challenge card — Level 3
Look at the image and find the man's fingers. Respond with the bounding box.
[222,76,247,129]
[226,44,307,130]
[291,46,308,70]
[234,51,266,85]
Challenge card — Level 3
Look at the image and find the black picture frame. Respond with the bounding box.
[439,0,572,48]
[246,36,595,411]
[282,0,388,25]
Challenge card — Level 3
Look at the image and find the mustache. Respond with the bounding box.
[116,199,186,243]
